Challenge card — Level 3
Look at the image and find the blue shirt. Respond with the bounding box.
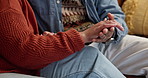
[28,0,128,43]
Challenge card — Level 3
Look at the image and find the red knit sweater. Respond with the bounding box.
[0,0,84,75]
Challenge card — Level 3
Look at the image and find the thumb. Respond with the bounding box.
[108,13,114,20]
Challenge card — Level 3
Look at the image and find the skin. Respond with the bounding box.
[93,13,124,42]
[79,19,124,43]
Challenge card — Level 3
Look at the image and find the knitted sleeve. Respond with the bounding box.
[0,9,84,70]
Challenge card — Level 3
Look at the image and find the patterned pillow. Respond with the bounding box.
[122,0,148,37]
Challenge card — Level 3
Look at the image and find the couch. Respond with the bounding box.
[117,0,147,78]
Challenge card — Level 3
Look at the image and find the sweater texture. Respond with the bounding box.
[0,0,84,75]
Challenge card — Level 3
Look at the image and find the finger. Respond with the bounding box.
[108,13,114,20]
[104,18,107,21]
[103,23,117,28]
[104,28,114,38]
[43,31,55,36]
[102,28,108,35]
[104,21,124,31]
[92,38,103,42]
[109,27,115,32]
[95,37,109,42]
[98,32,108,42]
[116,24,124,31]
[43,31,49,35]
[106,31,114,38]
[98,32,106,39]
[104,23,124,31]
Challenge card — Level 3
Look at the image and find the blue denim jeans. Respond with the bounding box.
[40,46,125,78]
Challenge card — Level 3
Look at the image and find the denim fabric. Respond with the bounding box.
[28,0,128,43]
[40,46,126,78]
[28,0,63,33]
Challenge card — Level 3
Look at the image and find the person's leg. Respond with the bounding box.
[40,46,125,78]
[90,35,148,77]
[0,73,43,78]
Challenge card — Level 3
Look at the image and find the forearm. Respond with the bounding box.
[0,9,84,69]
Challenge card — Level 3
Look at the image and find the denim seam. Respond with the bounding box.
[62,70,106,78]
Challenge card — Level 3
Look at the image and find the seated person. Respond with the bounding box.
[0,0,125,78]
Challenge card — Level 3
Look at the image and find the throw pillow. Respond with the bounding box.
[122,0,148,36]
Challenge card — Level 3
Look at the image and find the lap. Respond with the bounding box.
[40,46,125,78]
[90,35,148,76]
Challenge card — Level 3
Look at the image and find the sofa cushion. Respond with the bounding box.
[122,0,148,37]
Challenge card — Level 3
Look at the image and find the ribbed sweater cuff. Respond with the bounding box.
[65,29,85,51]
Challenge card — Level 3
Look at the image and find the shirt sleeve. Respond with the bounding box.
[0,9,84,70]
[96,0,128,43]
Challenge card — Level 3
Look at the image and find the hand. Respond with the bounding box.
[92,27,115,42]
[94,13,124,42]
[79,20,122,43]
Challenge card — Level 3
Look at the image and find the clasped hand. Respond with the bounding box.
[80,13,124,43]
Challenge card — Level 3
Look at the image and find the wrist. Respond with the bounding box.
[79,32,88,43]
